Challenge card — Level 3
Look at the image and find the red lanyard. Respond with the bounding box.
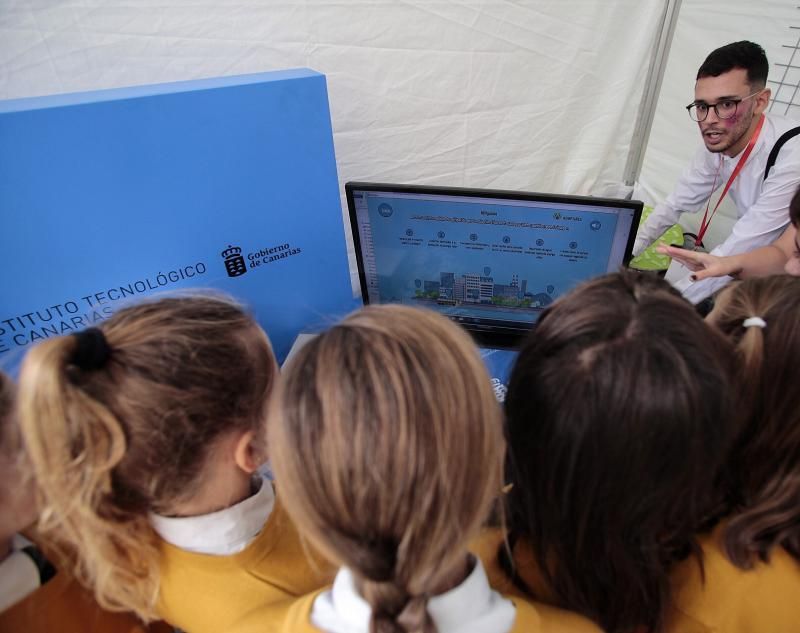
[695,114,765,246]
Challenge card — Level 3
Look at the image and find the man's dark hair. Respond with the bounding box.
[697,41,769,87]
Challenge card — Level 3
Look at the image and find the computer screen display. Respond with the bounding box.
[347,182,642,340]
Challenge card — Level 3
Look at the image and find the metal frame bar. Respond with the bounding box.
[768,15,800,117]
[622,0,684,188]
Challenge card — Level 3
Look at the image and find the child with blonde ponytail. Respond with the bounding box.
[16,295,331,633]
[229,305,600,633]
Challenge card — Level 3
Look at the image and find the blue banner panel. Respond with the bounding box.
[0,70,358,370]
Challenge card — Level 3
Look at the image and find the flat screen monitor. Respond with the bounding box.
[346,182,642,347]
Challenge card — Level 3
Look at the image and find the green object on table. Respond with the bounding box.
[629,206,684,271]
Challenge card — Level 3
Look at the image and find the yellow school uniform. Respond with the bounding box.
[224,591,599,633]
[666,524,800,633]
[474,525,800,633]
[224,562,601,633]
[156,498,333,633]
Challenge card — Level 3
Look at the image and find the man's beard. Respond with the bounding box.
[702,110,753,154]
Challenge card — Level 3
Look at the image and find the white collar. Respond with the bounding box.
[310,558,516,633]
[149,475,274,555]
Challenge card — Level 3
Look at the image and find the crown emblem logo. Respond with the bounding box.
[222,245,247,277]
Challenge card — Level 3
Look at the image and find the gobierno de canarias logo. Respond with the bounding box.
[221,245,247,277]
[221,242,303,278]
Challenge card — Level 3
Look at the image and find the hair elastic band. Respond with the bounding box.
[742,316,767,329]
[71,327,112,370]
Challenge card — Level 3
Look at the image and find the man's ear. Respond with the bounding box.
[233,430,261,474]
[755,87,771,114]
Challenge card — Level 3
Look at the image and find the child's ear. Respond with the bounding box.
[233,431,262,474]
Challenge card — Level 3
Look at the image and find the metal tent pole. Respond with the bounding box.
[622,0,684,188]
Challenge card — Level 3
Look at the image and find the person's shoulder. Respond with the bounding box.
[157,494,330,582]
[154,523,296,631]
[156,500,332,631]
[509,597,601,633]
[469,527,520,598]
[764,112,800,157]
[765,111,800,134]
[471,531,600,633]
[222,591,322,633]
[668,524,800,633]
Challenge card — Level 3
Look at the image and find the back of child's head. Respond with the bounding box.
[271,304,504,633]
[707,275,800,566]
[504,271,738,633]
[16,294,276,620]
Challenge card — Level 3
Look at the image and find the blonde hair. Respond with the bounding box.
[17,295,276,620]
[271,305,505,633]
[710,275,800,566]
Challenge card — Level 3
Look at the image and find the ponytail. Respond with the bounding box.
[360,579,434,633]
[735,316,766,407]
[18,333,161,620]
[16,295,275,622]
[306,521,438,633]
[709,276,800,567]
[272,305,504,633]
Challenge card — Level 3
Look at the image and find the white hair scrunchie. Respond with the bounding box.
[742,316,767,329]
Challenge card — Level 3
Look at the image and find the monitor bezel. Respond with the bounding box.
[345,181,644,348]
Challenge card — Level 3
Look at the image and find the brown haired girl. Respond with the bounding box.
[487,271,744,633]
[16,295,331,633]
[705,276,800,573]
[229,304,601,633]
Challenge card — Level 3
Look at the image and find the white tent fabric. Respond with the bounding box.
[636,0,800,250]
[6,2,795,282]
[1,1,667,291]
[0,1,665,195]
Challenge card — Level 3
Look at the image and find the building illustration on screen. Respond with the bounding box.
[414,270,553,310]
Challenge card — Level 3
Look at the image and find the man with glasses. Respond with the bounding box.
[633,41,800,303]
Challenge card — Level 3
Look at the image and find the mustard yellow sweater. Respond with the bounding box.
[156,499,333,633]
[667,525,800,632]
[223,588,601,633]
[473,526,800,633]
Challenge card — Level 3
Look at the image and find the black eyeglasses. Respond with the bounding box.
[686,90,763,122]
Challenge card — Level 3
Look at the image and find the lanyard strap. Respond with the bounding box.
[696,114,765,246]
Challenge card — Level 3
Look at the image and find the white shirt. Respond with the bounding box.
[310,560,516,633]
[149,475,274,555]
[0,535,41,612]
[634,112,800,303]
